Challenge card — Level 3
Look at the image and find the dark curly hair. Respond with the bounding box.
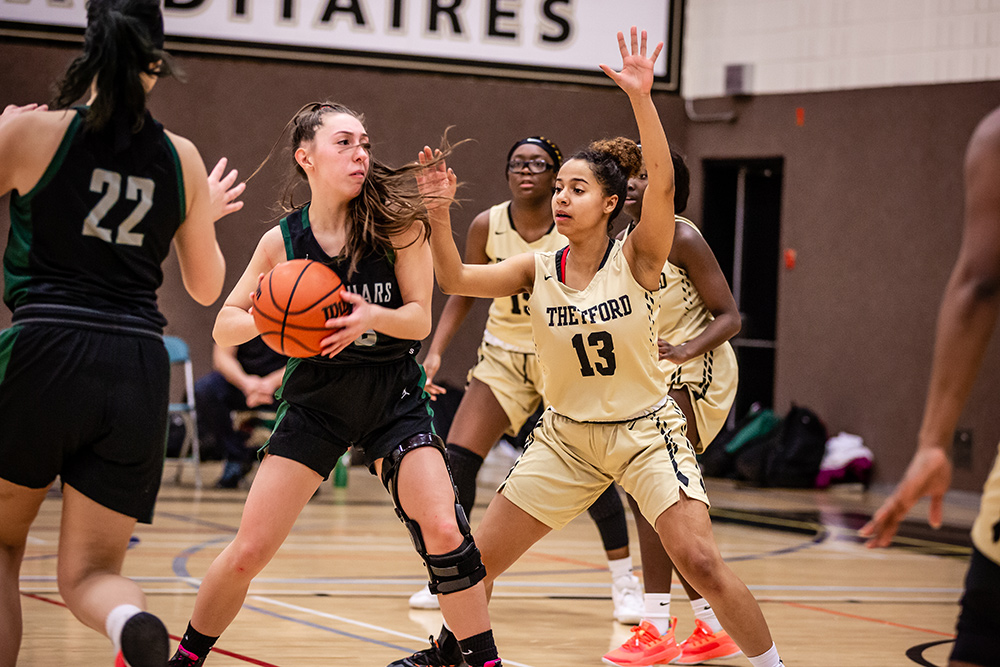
[567,137,642,230]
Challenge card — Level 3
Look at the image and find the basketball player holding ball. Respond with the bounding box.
[168,103,503,667]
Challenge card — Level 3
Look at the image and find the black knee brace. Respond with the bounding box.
[381,433,487,595]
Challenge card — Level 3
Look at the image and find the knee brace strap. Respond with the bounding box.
[425,534,486,595]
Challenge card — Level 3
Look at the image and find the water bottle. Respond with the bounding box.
[333,451,349,488]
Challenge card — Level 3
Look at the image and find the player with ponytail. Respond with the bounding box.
[0,0,243,664]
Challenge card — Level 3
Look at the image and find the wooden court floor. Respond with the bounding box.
[15,459,979,667]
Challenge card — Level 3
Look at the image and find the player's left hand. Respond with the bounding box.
[320,289,371,357]
[600,27,662,98]
[207,157,245,223]
[658,339,691,363]
[859,446,952,548]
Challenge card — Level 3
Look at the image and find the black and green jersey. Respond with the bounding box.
[4,107,185,331]
[279,205,420,365]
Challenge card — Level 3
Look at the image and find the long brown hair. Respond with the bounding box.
[261,102,450,278]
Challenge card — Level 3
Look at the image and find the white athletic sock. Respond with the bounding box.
[689,597,723,633]
[643,593,671,635]
[105,604,143,654]
[608,556,633,580]
[747,642,782,667]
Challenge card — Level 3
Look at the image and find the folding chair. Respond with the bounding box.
[164,336,202,489]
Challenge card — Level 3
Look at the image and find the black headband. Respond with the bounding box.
[506,136,562,170]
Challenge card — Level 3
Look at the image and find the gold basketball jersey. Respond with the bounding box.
[529,240,667,422]
[483,202,567,353]
[656,218,715,343]
[655,218,739,447]
[971,443,1000,565]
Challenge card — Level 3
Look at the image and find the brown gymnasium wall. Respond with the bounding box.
[683,81,1000,493]
[1,39,997,491]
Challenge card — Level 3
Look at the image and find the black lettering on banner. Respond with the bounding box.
[571,331,616,377]
[487,0,516,39]
[282,0,295,20]
[428,0,463,33]
[540,0,572,43]
[320,0,367,25]
[390,0,405,28]
[164,0,206,9]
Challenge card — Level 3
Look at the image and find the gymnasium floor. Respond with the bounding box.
[16,458,978,667]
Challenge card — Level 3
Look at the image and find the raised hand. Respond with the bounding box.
[416,146,457,213]
[207,157,245,223]
[599,26,663,98]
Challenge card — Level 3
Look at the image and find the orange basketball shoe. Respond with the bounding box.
[602,619,680,667]
[673,619,742,665]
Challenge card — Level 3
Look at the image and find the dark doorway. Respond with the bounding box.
[701,158,783,425]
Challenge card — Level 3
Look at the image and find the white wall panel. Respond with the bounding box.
[683,0,1000,97]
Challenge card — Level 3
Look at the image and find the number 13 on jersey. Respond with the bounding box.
[572,331,616,377]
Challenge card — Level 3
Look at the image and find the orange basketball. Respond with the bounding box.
[252,259,347,358]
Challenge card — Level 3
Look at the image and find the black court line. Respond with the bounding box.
[906,639,953,666]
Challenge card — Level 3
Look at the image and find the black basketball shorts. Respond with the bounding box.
[0,324,169,523]
[265,356,434,479]
[951,546,1000,665]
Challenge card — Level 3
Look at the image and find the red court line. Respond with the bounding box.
[780,600,955,638]
[21,592,281,666]
[526,550,608,570]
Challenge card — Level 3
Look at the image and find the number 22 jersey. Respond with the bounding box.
[5,107,184,330]
[529,239,666,422]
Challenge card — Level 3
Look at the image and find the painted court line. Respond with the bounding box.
[21,593,280,666]
[250,596,537,667]
[780,600,956,638]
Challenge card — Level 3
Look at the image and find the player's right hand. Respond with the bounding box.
[858,446,952,548]
[422,352,446,399]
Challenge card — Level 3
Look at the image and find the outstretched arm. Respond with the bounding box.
[604,27,675,289]
[860,107,1000,547]
[417,147,535,299]
[422,210,491,396]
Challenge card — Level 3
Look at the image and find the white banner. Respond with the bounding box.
[0,0,683,90]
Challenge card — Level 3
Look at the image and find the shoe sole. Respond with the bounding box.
[671,649,743,665]
[120,612,169,667]
[603,648,681,667]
